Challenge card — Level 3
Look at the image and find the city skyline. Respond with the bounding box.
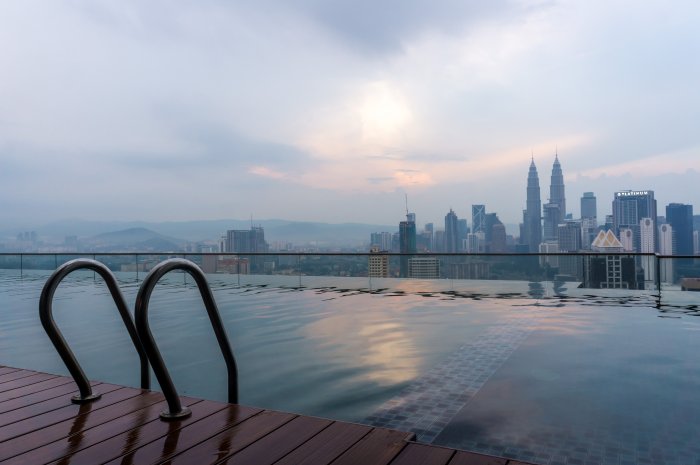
[1,1,699,226]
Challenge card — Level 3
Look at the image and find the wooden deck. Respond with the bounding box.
[0,365,534,465]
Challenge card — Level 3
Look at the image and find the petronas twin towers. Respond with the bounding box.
[522,154,566,252]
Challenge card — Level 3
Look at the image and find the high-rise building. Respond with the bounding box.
[523,159,542,252]
[542,203,561,242]
[658,224,674,283]
[640,217,656,285]
[490,223,507,253]
[444,209,459,253]
[368,246,389,278]
[581,192,597,220]
[549,154,566,223]
[370,232,393,251]
[612,190,657,252]
[619,228,634,252]
[558,221,583,279]
[457,219,468,252]
[399,213,417,278]
[693,230,699,255]
[580,192,598,250]
[472,205,486,234]
[484,212,502,251]
[666,203,694,256]
[226,226,268,273]
[408,257,440,279]
[466,232,485,253]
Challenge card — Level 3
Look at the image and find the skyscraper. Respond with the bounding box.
[472,205,485,234]
[659,224,674,283]
[399,213,417,278]
[612,190,657,252]
[523,158,542,252]
[549,154,566,223]
[581,192,598,250]
[542,203,561,242]
[666,203,694,256]
[640,217,656,285]
[581,192,597,220]
[444,209,459,253]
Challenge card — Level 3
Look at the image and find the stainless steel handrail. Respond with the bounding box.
[39,259,150,403]
[134,258,238,420]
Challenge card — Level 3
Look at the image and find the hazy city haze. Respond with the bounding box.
[1,0,699,227]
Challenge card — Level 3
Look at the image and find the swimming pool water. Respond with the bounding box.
[1,269,699,465]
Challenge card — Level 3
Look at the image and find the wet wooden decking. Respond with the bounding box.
[0,365,534,465]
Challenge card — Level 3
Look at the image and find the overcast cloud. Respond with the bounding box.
[1,0,699,230]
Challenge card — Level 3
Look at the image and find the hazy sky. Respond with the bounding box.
[1,0,699,229]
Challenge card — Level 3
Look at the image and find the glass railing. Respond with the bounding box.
[1,252,698,304]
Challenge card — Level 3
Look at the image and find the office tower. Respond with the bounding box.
[523,159,542,252]
[490,223,507,253]
[543,203,561,242]
[399,213,417,278]
[658,224,674,283]
[558,221,583,279]
[612,190,657,251]
[666,203,694,255]
[693,230,699,255]
[472,205,486,234]
[484,213,503,252]
[581,192,597,220]
[444,209,459,253]
[580,192,598,250]
[226,226,268,273]
[585,230,637,289]
[640,218,656,285]
[550,154,566,222]
[619,228,634,252]
[466,232,485,253]
[226,227,267,254]
[433,230,445,252]
[457,219,468,252]
[368,246,389,277]
[370,232,392,251]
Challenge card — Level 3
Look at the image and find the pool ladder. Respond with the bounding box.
[39,258,237,420]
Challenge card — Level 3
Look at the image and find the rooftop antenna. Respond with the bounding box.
[250,214,253,229]
[405,194,409,216]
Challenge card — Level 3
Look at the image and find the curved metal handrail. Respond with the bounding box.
[39,259,150,403]
[134,258,238,420]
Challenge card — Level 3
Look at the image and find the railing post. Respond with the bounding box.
[656,254,662,306]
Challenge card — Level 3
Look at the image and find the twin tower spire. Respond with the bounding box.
[523,153,566,252]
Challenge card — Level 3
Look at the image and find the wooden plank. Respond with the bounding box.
[274,421,372,465]
[0,382,105,428]
[0,369,42,384]
[447,450,508,465]
[102,404,263,465]
[0,366,22,376]
[506,461,536,465]
[52,399,228,465]
[165,409,295,465]
[390,443,455,465]
[330,428,414,465]
[0,371,56,392]
[0,388,160,461]
[217,415,332,465]
[0,384,133,445]
[0,378,94,413]
[3,392,183,465]
[0,376,79,404]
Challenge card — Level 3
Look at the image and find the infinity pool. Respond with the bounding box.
[1,269,699,465]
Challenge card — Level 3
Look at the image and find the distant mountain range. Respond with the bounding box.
[2,219,398,248]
